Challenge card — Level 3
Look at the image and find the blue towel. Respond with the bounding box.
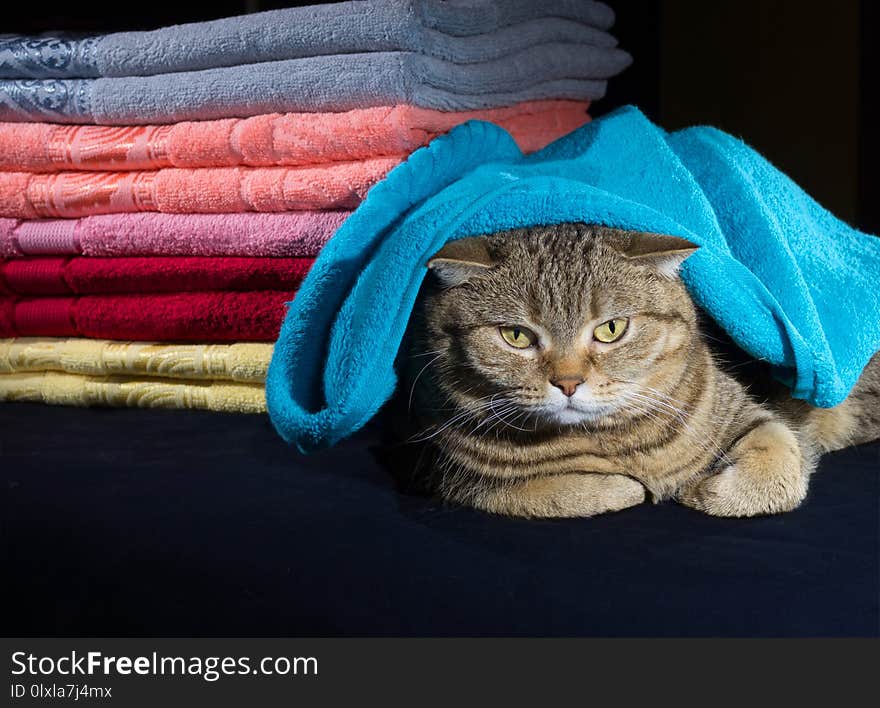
[266,106,880,451]
[0,44,629,124]
[0,0,617,79]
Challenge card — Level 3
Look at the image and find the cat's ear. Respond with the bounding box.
[426,237,494,287]
[616,232,698,279]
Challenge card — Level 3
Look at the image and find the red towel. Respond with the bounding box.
[0,256,313,295]
[0,292,291,341]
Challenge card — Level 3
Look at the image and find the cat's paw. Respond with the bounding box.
[676,420,808,517]
[485,472,646,518]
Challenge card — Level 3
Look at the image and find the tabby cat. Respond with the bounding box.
[396,223,880,518]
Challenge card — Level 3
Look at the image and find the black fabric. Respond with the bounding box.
[2,403,877,637]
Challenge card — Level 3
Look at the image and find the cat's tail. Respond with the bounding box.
[805,353,880,452]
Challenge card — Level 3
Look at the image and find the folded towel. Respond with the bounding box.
[265,107,880,451]
[0,101,589,172]
[0,159,398,218]
[0,338,272,382]
[0,256,313,295]
[1,291,291,341]
[0,0,616,79]
[0,371,265,413]
[0,46,629,124]
[0,212,347,258]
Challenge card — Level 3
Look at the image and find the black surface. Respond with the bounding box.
[2,404,877,637]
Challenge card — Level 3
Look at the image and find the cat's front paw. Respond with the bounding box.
[675,420,808,517]
[476,472,646,518]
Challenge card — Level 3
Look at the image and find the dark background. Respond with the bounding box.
[5,0,877,233]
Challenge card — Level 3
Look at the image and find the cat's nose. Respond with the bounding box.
[550,376,584,397]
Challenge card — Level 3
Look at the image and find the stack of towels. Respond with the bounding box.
[0,0,629,413]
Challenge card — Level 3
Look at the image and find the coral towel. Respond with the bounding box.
[0,257,313,295]
[1,291,290,341]
[0,101,589,172]
[0,160,398,219]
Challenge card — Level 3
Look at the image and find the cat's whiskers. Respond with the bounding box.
[484,405,531,437]
[625,384,739,464]
[408,404,484,443]
[615,395,719,464]
[621,389,689,419]
[625,391,724,462]
[408,391,512,443]
[617,390,734,467]
[421,399,500,439]
[408,349,447,358]
[407,351,447,412]
[619,380,730,426]
[471,396,521,436]
[504,406,539,434]
[617,381,696,411]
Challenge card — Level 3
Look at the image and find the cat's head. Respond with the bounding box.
[415,223,700,428]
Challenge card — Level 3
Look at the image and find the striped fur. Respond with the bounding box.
[396,224,880,518]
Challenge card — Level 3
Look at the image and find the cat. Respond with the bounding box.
[394,223,880,518]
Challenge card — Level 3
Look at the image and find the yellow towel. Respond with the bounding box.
[0,338,272,382]
[0,371,265,413]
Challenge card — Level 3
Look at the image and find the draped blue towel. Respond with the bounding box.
[266,106,880,451]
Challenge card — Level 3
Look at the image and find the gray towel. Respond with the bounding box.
[0,0,618,79]
[0,44,632,125]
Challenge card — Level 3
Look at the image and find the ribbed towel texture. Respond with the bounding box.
[0,256,313,295]
[0,46,628,124]
[0,337,271,411]
[0,371,266,413]
[0,101,589,172]
[266,107,880,450]
[0,212,347,258]
[1,291,291,341]
[0,159,399,218]
[0,0,617,78]
[0,338,272,382]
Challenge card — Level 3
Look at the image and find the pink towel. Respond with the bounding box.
[0,158,399,219]
[0,100,590,172]
[0,212,347,258]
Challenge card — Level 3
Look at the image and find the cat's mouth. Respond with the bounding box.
[536,399,618,426]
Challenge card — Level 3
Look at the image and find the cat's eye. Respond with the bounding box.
[499,326,536,349]
[593,318,629,343]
